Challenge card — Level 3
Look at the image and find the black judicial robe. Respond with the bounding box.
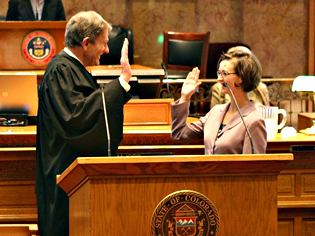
[36,50,131,236]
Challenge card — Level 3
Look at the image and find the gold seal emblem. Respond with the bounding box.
[151,190,220,236]
[21,30,56,66]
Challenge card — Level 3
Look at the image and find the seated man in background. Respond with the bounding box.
[210,81,269,109]
[6,0,66,21]
[210,46,269,109]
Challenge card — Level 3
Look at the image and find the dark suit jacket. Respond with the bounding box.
[6,0,66,21]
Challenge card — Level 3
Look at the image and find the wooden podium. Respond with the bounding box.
[0,21,66,70]
[57,154,292,236]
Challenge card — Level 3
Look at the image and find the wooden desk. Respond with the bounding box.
[0,65,155,85]
[0,147,37,223]
[1,125,315,236]
[2,124,315,152]
[0,64,154,74]
[298,112,315,131]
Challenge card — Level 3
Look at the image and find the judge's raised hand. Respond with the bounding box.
[179,67,201,103]
[120,38,132,83]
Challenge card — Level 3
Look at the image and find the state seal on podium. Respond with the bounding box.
[21,30,56,66]
[151,190,220,236]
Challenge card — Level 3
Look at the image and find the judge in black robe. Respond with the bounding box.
[36,11,132,236]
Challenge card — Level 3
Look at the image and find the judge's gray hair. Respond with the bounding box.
[65,11,112,47]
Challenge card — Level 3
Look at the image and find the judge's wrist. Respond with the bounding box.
[118,77,131,92]
[120,69,132,83]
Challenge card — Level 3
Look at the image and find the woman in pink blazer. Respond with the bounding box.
[171,49,267,154]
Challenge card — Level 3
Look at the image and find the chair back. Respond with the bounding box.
[207,43,250,78]
[163,31,210,78]
[99,25,133,65]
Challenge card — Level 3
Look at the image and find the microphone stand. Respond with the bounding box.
[223,82,255,154]
[161,63,172,98]
[100,83,111,156]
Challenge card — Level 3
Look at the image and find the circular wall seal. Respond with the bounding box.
[21,30,56,66]
[151,190,220,236]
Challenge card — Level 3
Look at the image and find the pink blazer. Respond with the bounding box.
[171,100,267,154]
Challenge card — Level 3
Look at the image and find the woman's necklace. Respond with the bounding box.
[217,123,226,138]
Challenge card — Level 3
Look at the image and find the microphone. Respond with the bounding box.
[223,82,255,154]
[100,83,111,156]
[161,62,172,98]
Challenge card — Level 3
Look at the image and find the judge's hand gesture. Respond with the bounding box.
[120,38,132,83]
[179,67,201,103]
